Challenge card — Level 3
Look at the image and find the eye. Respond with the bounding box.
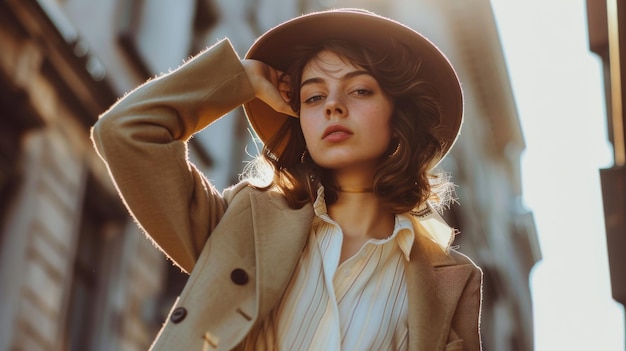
[352,88,372,96]
[303,95,324,104]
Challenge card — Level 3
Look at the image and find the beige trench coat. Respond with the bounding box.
[92,39,483,351]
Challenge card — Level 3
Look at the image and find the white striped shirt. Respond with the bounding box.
[241,190,415,350]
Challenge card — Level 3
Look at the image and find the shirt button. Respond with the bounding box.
[170,307,187,323]
[231,268,249,285]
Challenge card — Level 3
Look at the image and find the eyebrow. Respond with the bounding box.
[300,70,373,89]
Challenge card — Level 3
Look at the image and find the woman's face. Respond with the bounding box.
[299,50,394,174]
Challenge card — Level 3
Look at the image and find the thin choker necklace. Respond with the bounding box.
[338,186,373,193]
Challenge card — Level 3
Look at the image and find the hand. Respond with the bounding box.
[241,59,298,117]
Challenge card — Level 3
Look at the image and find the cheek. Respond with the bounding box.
[378,125,394,150]
[371,108,394,142]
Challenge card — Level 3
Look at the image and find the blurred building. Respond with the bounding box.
[0,0,539,350]
[586,0,626,341]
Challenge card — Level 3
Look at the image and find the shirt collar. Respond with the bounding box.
[394,214,415,261]
[312,186,415,261]
[313,185,328,218]
[409,203,456,254]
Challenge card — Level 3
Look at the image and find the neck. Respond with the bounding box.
[326,168,395,240]
[327,191,394,241]
[333,167,375,194]
[338,186,373,193]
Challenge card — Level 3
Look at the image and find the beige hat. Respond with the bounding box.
[243,8,463,165]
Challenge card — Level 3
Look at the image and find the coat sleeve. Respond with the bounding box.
[91,39,255,273]
[450,251,484,351]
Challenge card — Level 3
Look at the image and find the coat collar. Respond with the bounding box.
[406,218,474,350]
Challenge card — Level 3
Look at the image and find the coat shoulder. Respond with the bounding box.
[222,181,296,211]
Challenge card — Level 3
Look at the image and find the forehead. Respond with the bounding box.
[301,49,365,78]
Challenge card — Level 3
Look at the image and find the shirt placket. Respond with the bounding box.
[333,244,374,302]
[315,219,343,350]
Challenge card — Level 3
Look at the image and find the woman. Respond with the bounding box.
[92,8,482,351]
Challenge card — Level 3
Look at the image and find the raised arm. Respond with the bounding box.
[91,40,255,273]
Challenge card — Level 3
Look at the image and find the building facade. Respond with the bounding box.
[0,0,539,350]
[587,0,626,342]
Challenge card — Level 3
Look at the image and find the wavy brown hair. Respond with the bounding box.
[247,39,451,213]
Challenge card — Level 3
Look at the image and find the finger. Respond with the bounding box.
[278,77,292,101]
[271,97,298,117]
[263,68,297,116]
[242,60,298,117]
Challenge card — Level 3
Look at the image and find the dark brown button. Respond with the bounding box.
[231,268,249,285]
[170,307,187,323]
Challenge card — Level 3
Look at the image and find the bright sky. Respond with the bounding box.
[490,0,625,350]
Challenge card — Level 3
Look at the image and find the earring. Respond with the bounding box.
[300,149,308,164]
[387,142,400,159]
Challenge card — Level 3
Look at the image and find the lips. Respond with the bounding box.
[322,125,353,141]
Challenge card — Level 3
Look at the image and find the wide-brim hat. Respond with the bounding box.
[243,8,463,167]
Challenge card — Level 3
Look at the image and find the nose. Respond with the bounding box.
[325,94,346,119]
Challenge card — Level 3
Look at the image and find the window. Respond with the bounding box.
[63,174,126,350]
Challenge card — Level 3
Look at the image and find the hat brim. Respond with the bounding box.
[243,8,463,167]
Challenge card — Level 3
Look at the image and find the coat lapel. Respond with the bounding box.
[406,223,474,350]
[248,191,314,319]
